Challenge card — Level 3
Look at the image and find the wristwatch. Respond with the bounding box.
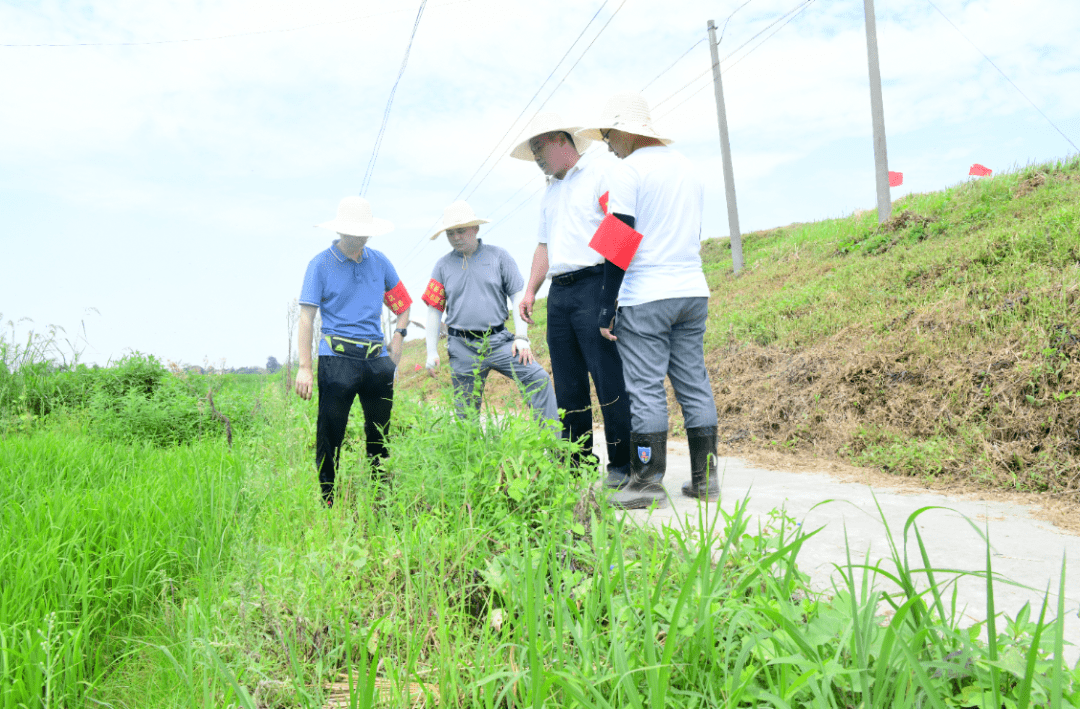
[395,328,407,337]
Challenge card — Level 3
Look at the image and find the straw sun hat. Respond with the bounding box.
[316,196,394,237]
[509,111,593,161]
[429,201,490,240]
[576,92,672,145]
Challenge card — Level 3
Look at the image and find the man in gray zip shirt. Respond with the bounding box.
[423,201,557,424]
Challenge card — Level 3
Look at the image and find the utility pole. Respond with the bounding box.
[707,19,744,275]
[863,0,892,223]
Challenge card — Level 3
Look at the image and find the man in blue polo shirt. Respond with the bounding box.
[296,196,412,506]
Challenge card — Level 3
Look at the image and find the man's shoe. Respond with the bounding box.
[602,463,631,490]
[609,431,668,510]
[682,426,720,501]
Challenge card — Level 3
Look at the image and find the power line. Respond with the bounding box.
[462,0,630,202]
[486,175,545,221]
[926,0,1078,153]
[651,0,814,112]
[654,0,817,122]
[0,0,474,48]
[640,38,705,93]
[405,0,627,261]
[360,0,429,197]
[453,0,612,203]
[479,184,548,240]
[639,0,758,94]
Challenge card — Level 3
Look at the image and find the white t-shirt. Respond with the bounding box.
[606,145,710,307]
[537,150,616,277]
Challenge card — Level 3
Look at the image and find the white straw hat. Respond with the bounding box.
[316,196,394,237]
[577,92,672,145]
[429,200,490,240]
[508,112,593,161]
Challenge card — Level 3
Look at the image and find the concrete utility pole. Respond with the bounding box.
[707,19,744,275]
[863,0,892,223]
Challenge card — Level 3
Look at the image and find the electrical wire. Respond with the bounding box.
[0,0,473,48]
[452,0,611,203]
[654,0,816,123]
[478,183,548,239]
[405,0,627,260]
[360,0,428,197]
[926,0,1078,153]
[640,37,705,93]
[462,0,630,202]
[657,0,817,123]
[651,0,814,112]
[485,175,545,221]
[639,0,758,94]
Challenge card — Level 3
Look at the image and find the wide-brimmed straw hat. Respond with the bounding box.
[316,196,394,237]
[577,92,673,145]
[508,112,593,161]
[429,200,490,240]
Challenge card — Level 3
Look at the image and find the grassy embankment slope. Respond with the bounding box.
[396,155,1080,500]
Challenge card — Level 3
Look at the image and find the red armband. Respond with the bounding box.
[383,280,412,315]
[421,278,446,312]
[589,214,643,270]
[598,190,610,215]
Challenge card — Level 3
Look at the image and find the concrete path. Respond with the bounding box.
[590,431,1080,664]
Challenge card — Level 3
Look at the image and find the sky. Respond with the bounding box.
[1,0,1078,369]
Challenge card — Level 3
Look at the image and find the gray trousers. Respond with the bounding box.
[613,297,719,434]
[448,329,559,423]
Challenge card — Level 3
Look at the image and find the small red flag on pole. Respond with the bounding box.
[888,171,903,187]
[969,163,992,177]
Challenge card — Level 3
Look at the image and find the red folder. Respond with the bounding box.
[589,214,643,271]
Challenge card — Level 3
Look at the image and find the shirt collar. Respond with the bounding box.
[561,150,593,180]
[331,240,366,263]
[451,238,483,259]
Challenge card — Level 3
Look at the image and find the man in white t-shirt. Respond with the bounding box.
[578,93,720,510]
[509,112,633,486]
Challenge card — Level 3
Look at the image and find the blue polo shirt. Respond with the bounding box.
[300,241,402,357]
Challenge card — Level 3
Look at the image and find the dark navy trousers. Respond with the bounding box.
[546,269,632,469]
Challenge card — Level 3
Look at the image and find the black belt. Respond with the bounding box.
[551,264,603,286]
[448,324,506,342]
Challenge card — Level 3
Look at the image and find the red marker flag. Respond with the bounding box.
[589,214,643,270]
[888,171,903,187]
[969,163,993,177]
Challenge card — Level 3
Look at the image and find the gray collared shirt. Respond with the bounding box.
[426,240,524,331]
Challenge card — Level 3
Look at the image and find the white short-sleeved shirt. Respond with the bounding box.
[537,150,616,277]
[605,145,710,307]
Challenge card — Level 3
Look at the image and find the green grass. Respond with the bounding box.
[2,375,1078,707]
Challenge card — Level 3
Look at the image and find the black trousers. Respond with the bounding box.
[316,354,396,501]
[546,270,632,468]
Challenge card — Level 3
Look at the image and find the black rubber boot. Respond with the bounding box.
[603,462,631,490]
[609,431,668,509]
[682,426,720,501]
